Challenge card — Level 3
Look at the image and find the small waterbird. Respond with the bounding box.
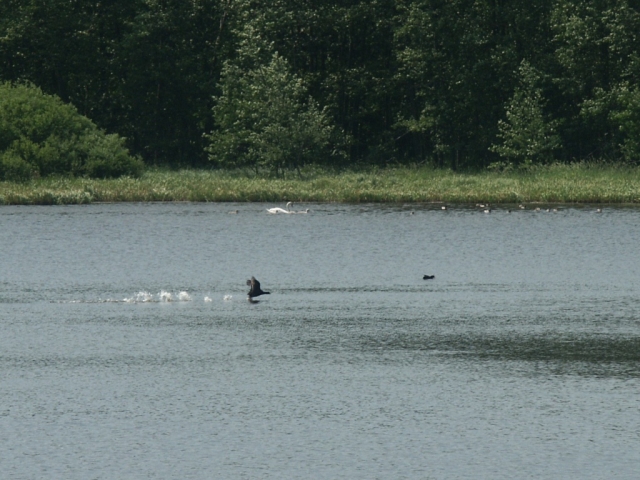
[247,276,270,301]
[423,275,435,280]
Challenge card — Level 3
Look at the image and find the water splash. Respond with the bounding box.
[159,291,174,302]
[69,290,196,304]
[178,291,192,301]
[124,291,153,303]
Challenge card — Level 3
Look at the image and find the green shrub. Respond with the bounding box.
[0,150,34,182]
[81,133,145,178]
[0,82,144,180]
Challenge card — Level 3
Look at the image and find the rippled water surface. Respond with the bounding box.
[1,203,639,479]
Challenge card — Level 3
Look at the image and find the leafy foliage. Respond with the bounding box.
[491,61,561,166]
[608,84,640,163]
[2,1,640,170]
[207,29,337,175]
[0,82,143,181]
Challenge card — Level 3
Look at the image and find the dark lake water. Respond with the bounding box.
[1,202,639,479]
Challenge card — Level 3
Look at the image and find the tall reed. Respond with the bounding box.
[1,163,639,205]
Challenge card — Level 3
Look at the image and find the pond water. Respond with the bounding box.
[1,202,639,479]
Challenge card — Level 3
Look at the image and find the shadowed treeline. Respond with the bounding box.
[2,1,640,173]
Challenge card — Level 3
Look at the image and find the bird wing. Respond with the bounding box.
[247,276,259,295]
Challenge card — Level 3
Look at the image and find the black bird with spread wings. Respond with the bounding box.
[247,276,270,300]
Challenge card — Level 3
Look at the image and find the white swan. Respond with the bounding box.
[267,202,294,214]
[266,207,292,214]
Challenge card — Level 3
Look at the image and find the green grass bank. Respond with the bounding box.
[1,163,639,205]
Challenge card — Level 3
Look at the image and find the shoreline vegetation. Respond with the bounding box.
[1,163,639,206]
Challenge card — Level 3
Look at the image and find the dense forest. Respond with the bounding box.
[1,0,640,174]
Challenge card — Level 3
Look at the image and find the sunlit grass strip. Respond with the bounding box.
[1,163,639,205]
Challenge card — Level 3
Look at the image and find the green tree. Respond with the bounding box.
[206,29,335,175]
[551,0,640,159]
[0,0,138,134]
[113,0,232,166]
[0,0,232,167]
[491,61,560,166]
[394,0,555,168]
[586,81,640,163]
[0,82,143,181]
[4,0,640,170]
[225,0,399,165]
[612,84,640,162]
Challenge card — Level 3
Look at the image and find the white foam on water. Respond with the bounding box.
[70,290,197,304]
[159,290,174,302]
[124,291,154,303]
